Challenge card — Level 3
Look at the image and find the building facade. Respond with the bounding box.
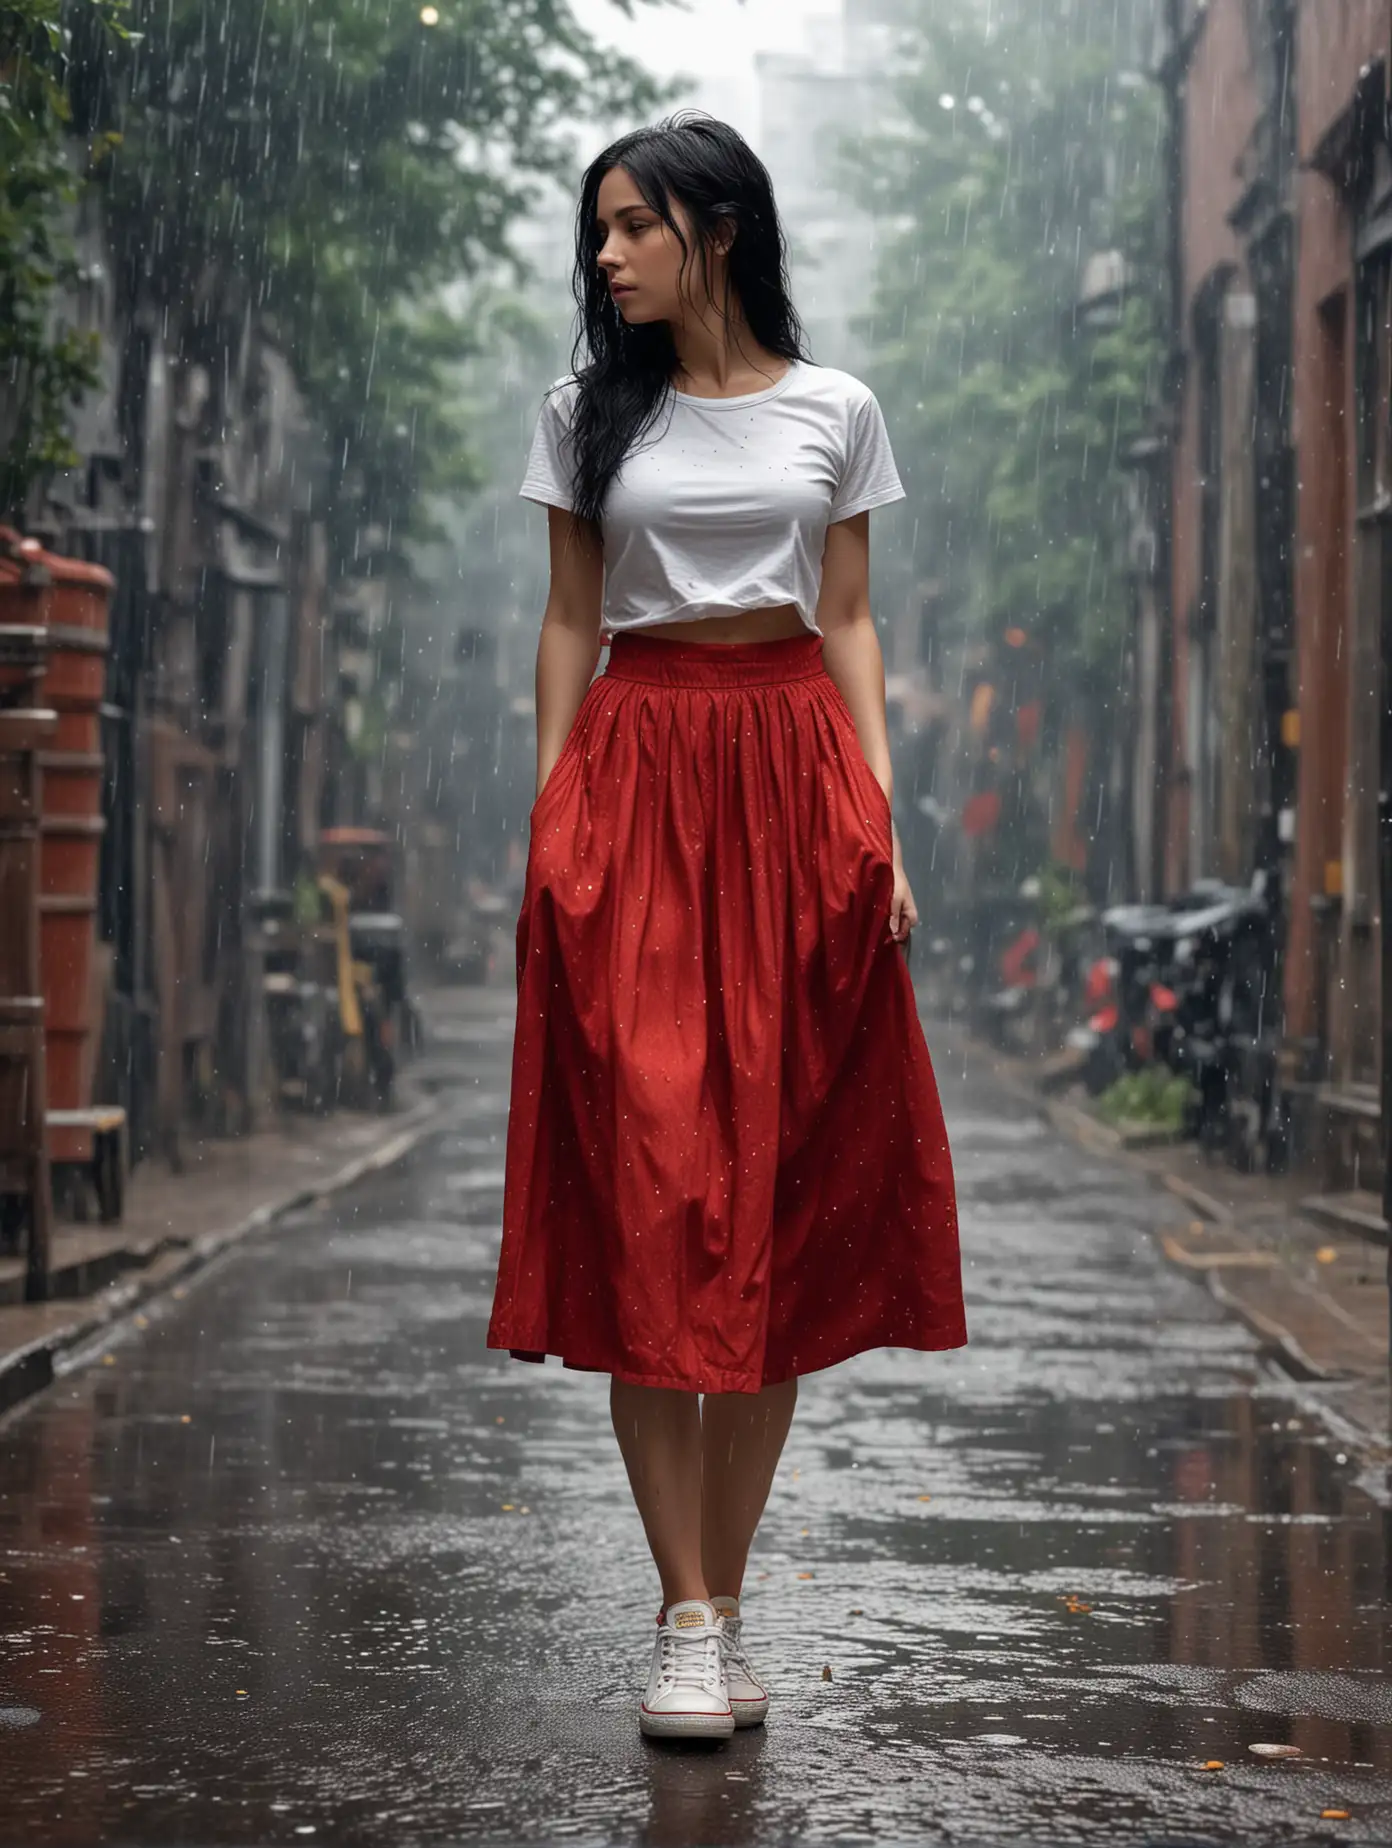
[1165,0,1390,1211]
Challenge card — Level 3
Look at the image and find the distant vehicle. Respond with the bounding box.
[258,890,335,1115]
[317,828,415,1107]
[1067,877,1288,1171]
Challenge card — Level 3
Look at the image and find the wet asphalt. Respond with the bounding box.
[1,987,1390,1848]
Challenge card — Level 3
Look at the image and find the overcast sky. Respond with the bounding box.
[569,0,836,145]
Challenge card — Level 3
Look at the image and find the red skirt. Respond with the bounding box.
[486,629,966,1393]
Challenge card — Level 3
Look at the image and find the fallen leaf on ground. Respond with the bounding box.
[821,1665,833,1681]
[180,1415,191,1424]
[500,1503,515,1511]
[1320,1811,1351,1822]
[848,1608,863,1616]
[1249,1743,1302,1759]
[917,1494,933,1502]
[1202,1760,1225,1771]
[1315,1247,1338,1264]
[797,1571,814,1580]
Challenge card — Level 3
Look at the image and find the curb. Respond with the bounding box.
[0,1096,442,1426]
[1050,1094,1346,1385]
[1154,1171,1377,1387]
[990,1046,1385,1417]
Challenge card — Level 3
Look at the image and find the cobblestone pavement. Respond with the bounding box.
[1,988,1389,1846]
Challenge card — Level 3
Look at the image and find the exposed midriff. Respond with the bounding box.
[631,603,810,645]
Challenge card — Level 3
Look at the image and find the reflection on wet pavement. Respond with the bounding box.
[1,997,1389,1844]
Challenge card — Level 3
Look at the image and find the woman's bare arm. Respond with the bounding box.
[816,513,892,804]
[815,511,917,939]
[535,507,605,797]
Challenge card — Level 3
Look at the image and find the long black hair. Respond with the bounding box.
[562,110,810,526]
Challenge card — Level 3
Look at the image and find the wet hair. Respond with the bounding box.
[561,110,810,526]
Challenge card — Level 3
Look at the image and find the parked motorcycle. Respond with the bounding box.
[1068,901,1178,1094]
[257,891,336,1115]
[938,879,1104,1057]
[316,828,419,1110]
[1068,876,1288,1171]
[1162,873,1288,1170]
[958,883,1043,1048]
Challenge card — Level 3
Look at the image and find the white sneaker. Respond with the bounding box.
[711,1594,769,1728]
[639,1597,734,1739]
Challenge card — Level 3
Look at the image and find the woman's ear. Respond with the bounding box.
[712,209,737,257]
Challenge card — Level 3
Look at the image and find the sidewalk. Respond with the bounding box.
[0,1088,439,1422]
[967,1033,1389,1462]
[6,993,1385,1463]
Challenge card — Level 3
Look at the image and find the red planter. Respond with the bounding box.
[40,817,104,906]
[43,552,111,1163]
[36,750,104,817]
[0,529,49,706]
[0,531,114,1164]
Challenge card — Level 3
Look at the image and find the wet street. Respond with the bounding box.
[1,987,1389,1846]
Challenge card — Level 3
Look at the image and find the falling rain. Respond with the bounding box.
[0,0,1389,1842]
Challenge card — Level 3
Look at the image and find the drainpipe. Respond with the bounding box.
[1151,0,1187,903]
[246,587,290,1128]
[256,589,289,896]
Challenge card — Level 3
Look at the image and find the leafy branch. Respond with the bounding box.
[845,0,1163,674]
[0,0,129,512]
[81,0,670,547]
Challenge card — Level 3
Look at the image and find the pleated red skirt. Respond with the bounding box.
[486,628,966,1393]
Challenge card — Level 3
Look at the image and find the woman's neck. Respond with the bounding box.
[669,316,788,400]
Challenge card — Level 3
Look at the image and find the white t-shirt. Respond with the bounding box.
[518,359,905,638]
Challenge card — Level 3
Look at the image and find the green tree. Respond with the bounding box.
[0,0,124,513]
[14,0,666,538]
[847,0,1162,674]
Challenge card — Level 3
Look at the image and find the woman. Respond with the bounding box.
[487,112,965,1741]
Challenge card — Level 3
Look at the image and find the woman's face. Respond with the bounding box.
[593,165,719,326]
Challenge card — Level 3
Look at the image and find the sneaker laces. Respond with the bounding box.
[716,1613,756,1681]
[654,1622,725,1700]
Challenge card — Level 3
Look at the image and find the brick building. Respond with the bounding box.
[1164,0,1389,1216]
[1288,2,1390,1211]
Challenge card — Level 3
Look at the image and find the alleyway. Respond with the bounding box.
[0,989,1389,1845]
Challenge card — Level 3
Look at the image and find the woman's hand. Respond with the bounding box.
[815,514,914,950]
[888,818,918,946]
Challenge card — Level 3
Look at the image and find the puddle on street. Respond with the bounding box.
[0,1063,1389,1844]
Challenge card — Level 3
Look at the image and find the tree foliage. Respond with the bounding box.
[0,0,124,512]
[9,0,667,537]
[847,0,1163,673]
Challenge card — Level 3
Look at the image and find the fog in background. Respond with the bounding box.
[431,0,1163,948]
[17,0,1362,1191]
[441,0,919,715]
[9,2,1392,1822]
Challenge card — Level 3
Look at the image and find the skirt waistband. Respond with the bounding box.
[603,628,826,688]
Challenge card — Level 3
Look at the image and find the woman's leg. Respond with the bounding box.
[699,1379,798,1599]
[609,1379,707,1606]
